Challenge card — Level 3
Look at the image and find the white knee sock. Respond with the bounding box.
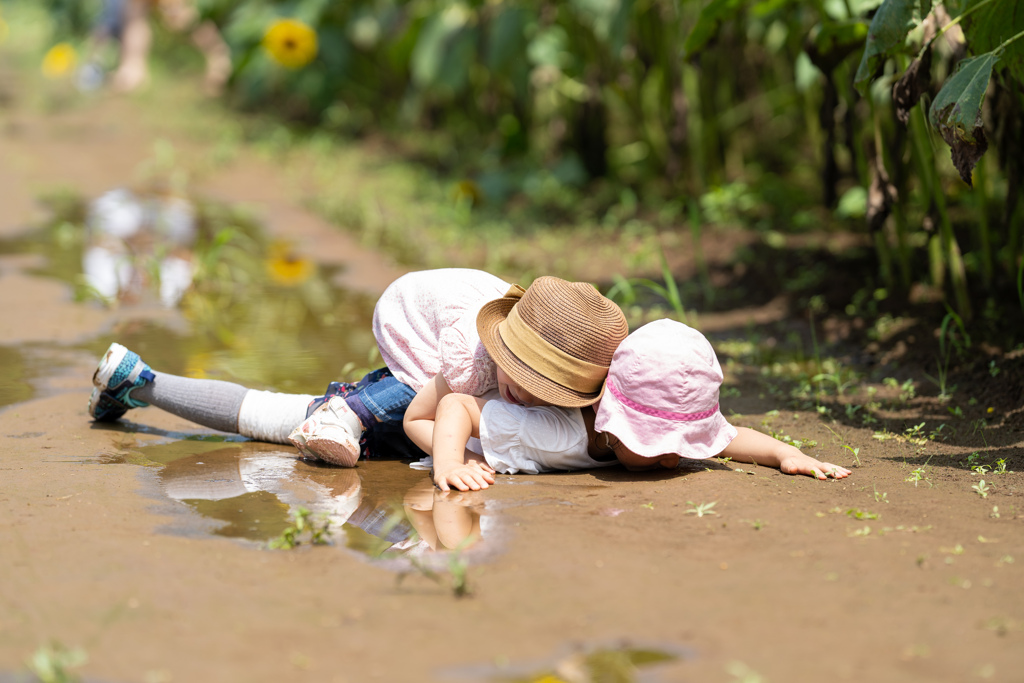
[237,390,317,444]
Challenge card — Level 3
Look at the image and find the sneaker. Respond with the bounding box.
[89,343,155,422]
[287,397,361,467]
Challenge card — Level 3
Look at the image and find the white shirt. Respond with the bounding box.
[476,394,615,474]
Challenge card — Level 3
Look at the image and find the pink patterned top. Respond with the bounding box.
[373,269,511,394]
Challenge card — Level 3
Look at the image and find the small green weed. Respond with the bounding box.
[873,485,889,504]
[973,480,992,499]
[842,444,861,466]
[971,464,991,475]
[883,377,916,405]
[268,507,332,550]
[766,427,817,450]
[993,458,1010,474]
[989,360,1000,377]
[846,508,880,520]
[905,467,929,487]
[26,642,87,683]
[641,501,655,510]
[686,501,718,518]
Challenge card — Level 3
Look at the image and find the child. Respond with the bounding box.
[426,318,849,491]
[88,268,512,463]
[595,318,851,478]
[405,275,628,491]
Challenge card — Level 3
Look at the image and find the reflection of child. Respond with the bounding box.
[430,319,850,491]
[594,319,850,479]
[407,276,628,491]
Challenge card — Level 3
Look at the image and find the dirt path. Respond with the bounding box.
[1,62,1022,683]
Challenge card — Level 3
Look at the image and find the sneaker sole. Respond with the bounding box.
[88,387,127,422]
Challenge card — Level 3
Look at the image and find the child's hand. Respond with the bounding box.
[778,451,851,480]
[433,460,496,492]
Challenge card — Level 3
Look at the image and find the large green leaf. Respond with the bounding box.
[962,0,1024,84]
[929,52,998,185]
[683,0,747,59]
[853,0,921,94]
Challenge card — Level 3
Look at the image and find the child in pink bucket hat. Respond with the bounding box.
[595,319,850,479]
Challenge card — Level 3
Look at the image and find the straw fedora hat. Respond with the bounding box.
[477,276,628,407]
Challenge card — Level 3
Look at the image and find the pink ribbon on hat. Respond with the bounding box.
[606,378,719,422]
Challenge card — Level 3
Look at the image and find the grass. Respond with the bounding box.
[268,507,332,550]
[26,642,87,683]
[686,501,718,518]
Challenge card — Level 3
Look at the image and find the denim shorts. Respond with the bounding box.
[306,368,422,460]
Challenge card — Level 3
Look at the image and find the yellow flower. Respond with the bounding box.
[42,43,78,79]
[184,352,214,379]
[263,19,318,69]
[267,242,314,286]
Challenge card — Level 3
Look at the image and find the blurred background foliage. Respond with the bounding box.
[23,0,1024,327]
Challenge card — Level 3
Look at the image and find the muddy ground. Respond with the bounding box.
[1,60,1023,683]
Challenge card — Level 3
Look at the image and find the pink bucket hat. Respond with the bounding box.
[595,319,737,459]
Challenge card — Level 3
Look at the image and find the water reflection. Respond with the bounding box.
[442,641,688,683]
[132,441,501,567]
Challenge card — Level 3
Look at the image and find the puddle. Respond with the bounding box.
[0,189,381,394]
[441,641,689,682]
[110,440,504,568]
[0,346,33,408]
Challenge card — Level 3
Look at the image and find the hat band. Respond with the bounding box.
[606,378,719,421]
[498,304,608,394]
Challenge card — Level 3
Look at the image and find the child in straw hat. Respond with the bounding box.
[405,275,629,491]
[426,318,849,491]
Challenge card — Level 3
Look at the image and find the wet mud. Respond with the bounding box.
[1,61,1022,683]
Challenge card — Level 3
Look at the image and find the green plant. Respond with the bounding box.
[846,508,880,520]
[924,310,970,400]
[268,507,332,550]
[989,360,1001,377]
[843,444,862,466]
[26,643,87,683]
[686,501,718,518]
[606,247,688,323]
[993,458,1010,474]
[973,480,992,498]
[874,485,889,504]
[906,467,929,487]
[972,464,991,475]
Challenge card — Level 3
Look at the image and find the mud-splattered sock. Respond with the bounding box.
[132,371,250,434]
[236,389,317,444]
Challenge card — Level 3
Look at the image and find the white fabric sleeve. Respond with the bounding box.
[479,402,613,474]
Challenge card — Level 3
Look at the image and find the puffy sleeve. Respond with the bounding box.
[479,402,611,474]
[437,310,498,396]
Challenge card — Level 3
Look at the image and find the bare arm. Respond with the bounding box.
[431,393,494,491]
[721,427,851,480]
[403,372,455,455]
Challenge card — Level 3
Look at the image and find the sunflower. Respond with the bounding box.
[262,18,318,69]
[42,43,78,79]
